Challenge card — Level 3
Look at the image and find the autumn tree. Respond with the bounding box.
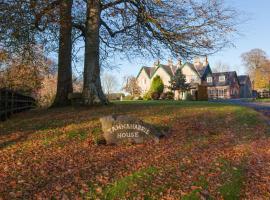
[241,49,267,75]
[0,48,54,96]
[241,49,270,90]
[0,0,74,106]
[122,76,141,97]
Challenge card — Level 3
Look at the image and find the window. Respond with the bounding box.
[224,89,227,96]
[207,77,213,83]
[219,75,225,82]
[218,90,224,97]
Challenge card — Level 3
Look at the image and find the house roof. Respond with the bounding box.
[237,75,250,85]
[208,71,239,87]
[159,64,177,77]
[139,66,156,78]
[181,62,211,79]
[137,61,211,80]
[137,64,176,79]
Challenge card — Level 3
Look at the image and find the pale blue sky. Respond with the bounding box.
[106,0,270,89]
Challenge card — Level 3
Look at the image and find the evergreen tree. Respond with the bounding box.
[169,68,189,92]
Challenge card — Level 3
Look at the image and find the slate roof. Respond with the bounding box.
[208,71,239,87]
[160,64,177,77]
[138,64,177,79]
[238,75,249,85]
[140,66,156,78]
[181,62,211,79]
[138,61,211,79]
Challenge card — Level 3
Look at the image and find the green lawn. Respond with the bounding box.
[0,101,269,199]
[255,98,270,102]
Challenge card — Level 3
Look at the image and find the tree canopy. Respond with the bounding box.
[241,49,270,90]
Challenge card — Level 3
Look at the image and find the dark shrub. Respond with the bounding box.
[151,92,160,100]
[160,92,167,100]
[138,96,143,100]
[166,91,174,100]
[186,93,194,101]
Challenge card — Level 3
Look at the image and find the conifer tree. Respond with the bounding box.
[169,68,189,93]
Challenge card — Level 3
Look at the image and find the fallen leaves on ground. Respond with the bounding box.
[0,101,269,199]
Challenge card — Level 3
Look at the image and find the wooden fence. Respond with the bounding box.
[0,89,36,121]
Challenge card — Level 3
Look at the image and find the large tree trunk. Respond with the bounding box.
[52,0,73,107]
[82,0,107,105]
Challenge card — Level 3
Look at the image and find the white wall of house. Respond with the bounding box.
[181,64,201,84]
[137,69,151,94]
[151,68,171,92]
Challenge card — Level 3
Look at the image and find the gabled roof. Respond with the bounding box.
[159,64,177,77]
[137,61,210,80]
[238,75,250,85]
[181,62,211,79]
[208,71,239,86]
[136,64,176,79]
[137,66,156,79]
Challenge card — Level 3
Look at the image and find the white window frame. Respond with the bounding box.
[207,77,213,83]
[218,89,224,97]
[219,75,225,82]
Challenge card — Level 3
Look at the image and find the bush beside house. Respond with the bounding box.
[142,76,165,100]
[150,76,164,95]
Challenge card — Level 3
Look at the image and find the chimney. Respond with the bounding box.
[168,58,173,67]
[177,58,182,69]
[153,59,160,68]
[193,57,201,67]
[203,56,208,66]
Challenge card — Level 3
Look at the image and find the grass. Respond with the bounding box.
[182,176,210,200]
[219,159,245,200]
[0,100,269,199]
[85,167,158,200]
[244,98,270,103]
[234,106,262,126]
[255,98,270,102]
[67,130,88,140]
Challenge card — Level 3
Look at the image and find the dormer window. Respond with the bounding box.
[219,75,225,82]
[207,77,212,83]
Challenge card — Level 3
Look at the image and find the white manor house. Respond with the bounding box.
[136,57,252,99]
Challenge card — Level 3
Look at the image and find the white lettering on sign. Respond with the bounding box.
[107,123,150,135]
[117,132,139,138]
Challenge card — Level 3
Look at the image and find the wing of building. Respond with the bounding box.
[136,57,252,99]
[238,75,253,98]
